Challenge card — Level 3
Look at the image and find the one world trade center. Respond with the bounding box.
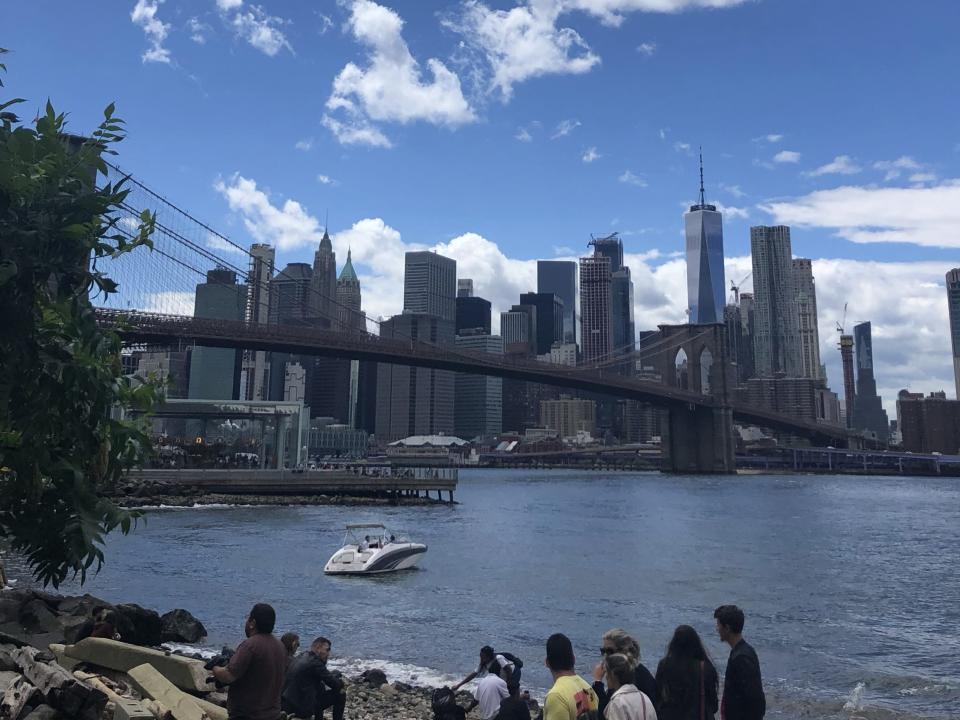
[685,152,726,324]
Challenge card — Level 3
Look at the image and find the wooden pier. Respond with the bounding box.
[125,466,458,502]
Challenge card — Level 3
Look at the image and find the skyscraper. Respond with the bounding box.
[375,313,455,442]
[579,254,612,364]
[457,278,474,298]
[589,234,635,359]
[793,259,823,380]
[537,261,577,345]
[454,333,503,441]
[519,292,564,355]
[241,243,274,401]
[685,154,726,324]
[751,225,801,377]
[188,268,246,400]
[456,295,492,335]
[310,228,337,326]
[851,321,889,441]
[947,268,960,399]
[335,249,364,333]
[267,262,313,402]
[403,251,456,322]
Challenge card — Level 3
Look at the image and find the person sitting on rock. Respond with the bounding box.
[90,609,121,640]
[281,636,346,720]
[212,603,287,720]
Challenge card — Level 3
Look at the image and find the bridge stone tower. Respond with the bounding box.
[654,323,736,474]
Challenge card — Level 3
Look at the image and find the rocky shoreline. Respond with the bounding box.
[0,588,527,720]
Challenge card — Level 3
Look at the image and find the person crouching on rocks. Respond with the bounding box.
[281,636,346,720]
[212,603,287,720]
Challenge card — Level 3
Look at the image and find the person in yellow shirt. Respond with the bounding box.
[543,633,600,720]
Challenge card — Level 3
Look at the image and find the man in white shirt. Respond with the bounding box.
[471,662,509,720]
[453,646,519,691]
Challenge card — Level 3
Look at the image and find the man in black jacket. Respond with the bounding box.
[281,637,346,720]
[714,605,765,720]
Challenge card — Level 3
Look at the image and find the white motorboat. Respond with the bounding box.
[323,524,427,575]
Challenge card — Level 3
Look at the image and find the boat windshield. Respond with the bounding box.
[343,525,401,549]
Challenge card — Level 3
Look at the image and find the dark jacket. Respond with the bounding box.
[495,695,531,720]
[593,663,658,715]
[654,657,719,720]
[721,640,765,720]
[281,652,343,717]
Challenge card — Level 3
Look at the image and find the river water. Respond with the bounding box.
[18,470,960,719]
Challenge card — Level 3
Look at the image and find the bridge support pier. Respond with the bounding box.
[662,405,736,474]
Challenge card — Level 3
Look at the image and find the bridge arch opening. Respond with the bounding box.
[675,348,689,390]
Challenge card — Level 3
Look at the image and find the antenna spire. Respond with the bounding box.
[698,146,706,206]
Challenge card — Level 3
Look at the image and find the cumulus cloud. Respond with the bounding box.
[760,180,960,248]
[444,0,600,100]
[636,41,657,55]
[131,0,172,64]
[214,174,326,250]
[619,170,647,187]
[674,141,692,155]
[321,114,392,148]
[773,150,801,163]
[187,17,211,44]
[316,174,338,185]
[215,0,292,56]
[515,126,534,142]
[582,146,601,163]
[563,0,751,27]
[804,154,862,177]
[551,119,581,139]
[325,0,474,147]
[719,183,746,198]
[714,202,749,220]
[294,138,314,152]
[873,155,921,181]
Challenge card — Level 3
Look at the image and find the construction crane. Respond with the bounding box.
[836,302,848,334]
[730,271,752,305]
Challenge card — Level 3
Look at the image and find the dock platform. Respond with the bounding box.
[125,466,458,502]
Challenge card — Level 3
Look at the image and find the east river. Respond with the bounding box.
[23,470,960,719]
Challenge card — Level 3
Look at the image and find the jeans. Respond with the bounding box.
[315,688,346,720]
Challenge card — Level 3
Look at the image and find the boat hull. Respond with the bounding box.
[324,543,427,575]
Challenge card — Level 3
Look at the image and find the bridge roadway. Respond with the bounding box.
[98,309,848,443]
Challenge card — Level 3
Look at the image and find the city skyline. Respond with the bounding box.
[5,0,959,414]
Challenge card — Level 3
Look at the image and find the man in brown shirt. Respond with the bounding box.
[213,604,287,720]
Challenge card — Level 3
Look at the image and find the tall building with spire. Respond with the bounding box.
[310,227,337,326]
[685,152,726,324]
[336,249,364,333]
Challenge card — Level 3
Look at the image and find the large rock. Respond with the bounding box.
[360,668,387,687]
[115,605,162,647]
[17,601,59,637]
[160,610,206,644]
[21,704,63,720]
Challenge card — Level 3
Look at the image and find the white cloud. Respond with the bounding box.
[760,179,960,248]
[216,0,243,10]
[873,155,922,181]
[804,154,862,177]
[773,150,801,164]
[187,17,210,44]
[674,141,692,154]
[294,138,314,152]
[214,174,326,251]
[619,170,647,187]
[551,118,581,139]
[658,128,667,140]
[719,183,746,198]
[321,114,392,148]
[142,291,195,315]
[444,1,600,100]
[752,133,782,143]
[317,12,333,34]
[131,0,172,64]
[582,146,601,163]
[714,202,749,220]
[316,174,338,185]
[909,172,938,184]
[325,0,474,147]
[515,126,534,142]
[230,5,292,56]
[206,232,246,255]
[563,0,751,27]
[636,41,657,55]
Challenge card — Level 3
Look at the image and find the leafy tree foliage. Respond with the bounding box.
[0,48,159,587]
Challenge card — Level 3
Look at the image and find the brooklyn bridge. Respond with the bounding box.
[95,164,855,474]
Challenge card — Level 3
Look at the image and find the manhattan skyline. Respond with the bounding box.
[4,0,959,413]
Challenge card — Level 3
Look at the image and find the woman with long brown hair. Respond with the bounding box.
[654,626,719,720]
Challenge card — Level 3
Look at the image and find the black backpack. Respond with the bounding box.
[431,687,466,720]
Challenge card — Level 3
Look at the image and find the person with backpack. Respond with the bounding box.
[543,633,599,720]
[453,646,524,691]
[602,653,658,720]
[654,625,718,720]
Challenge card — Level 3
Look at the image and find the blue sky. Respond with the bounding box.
[4,0,960,409]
